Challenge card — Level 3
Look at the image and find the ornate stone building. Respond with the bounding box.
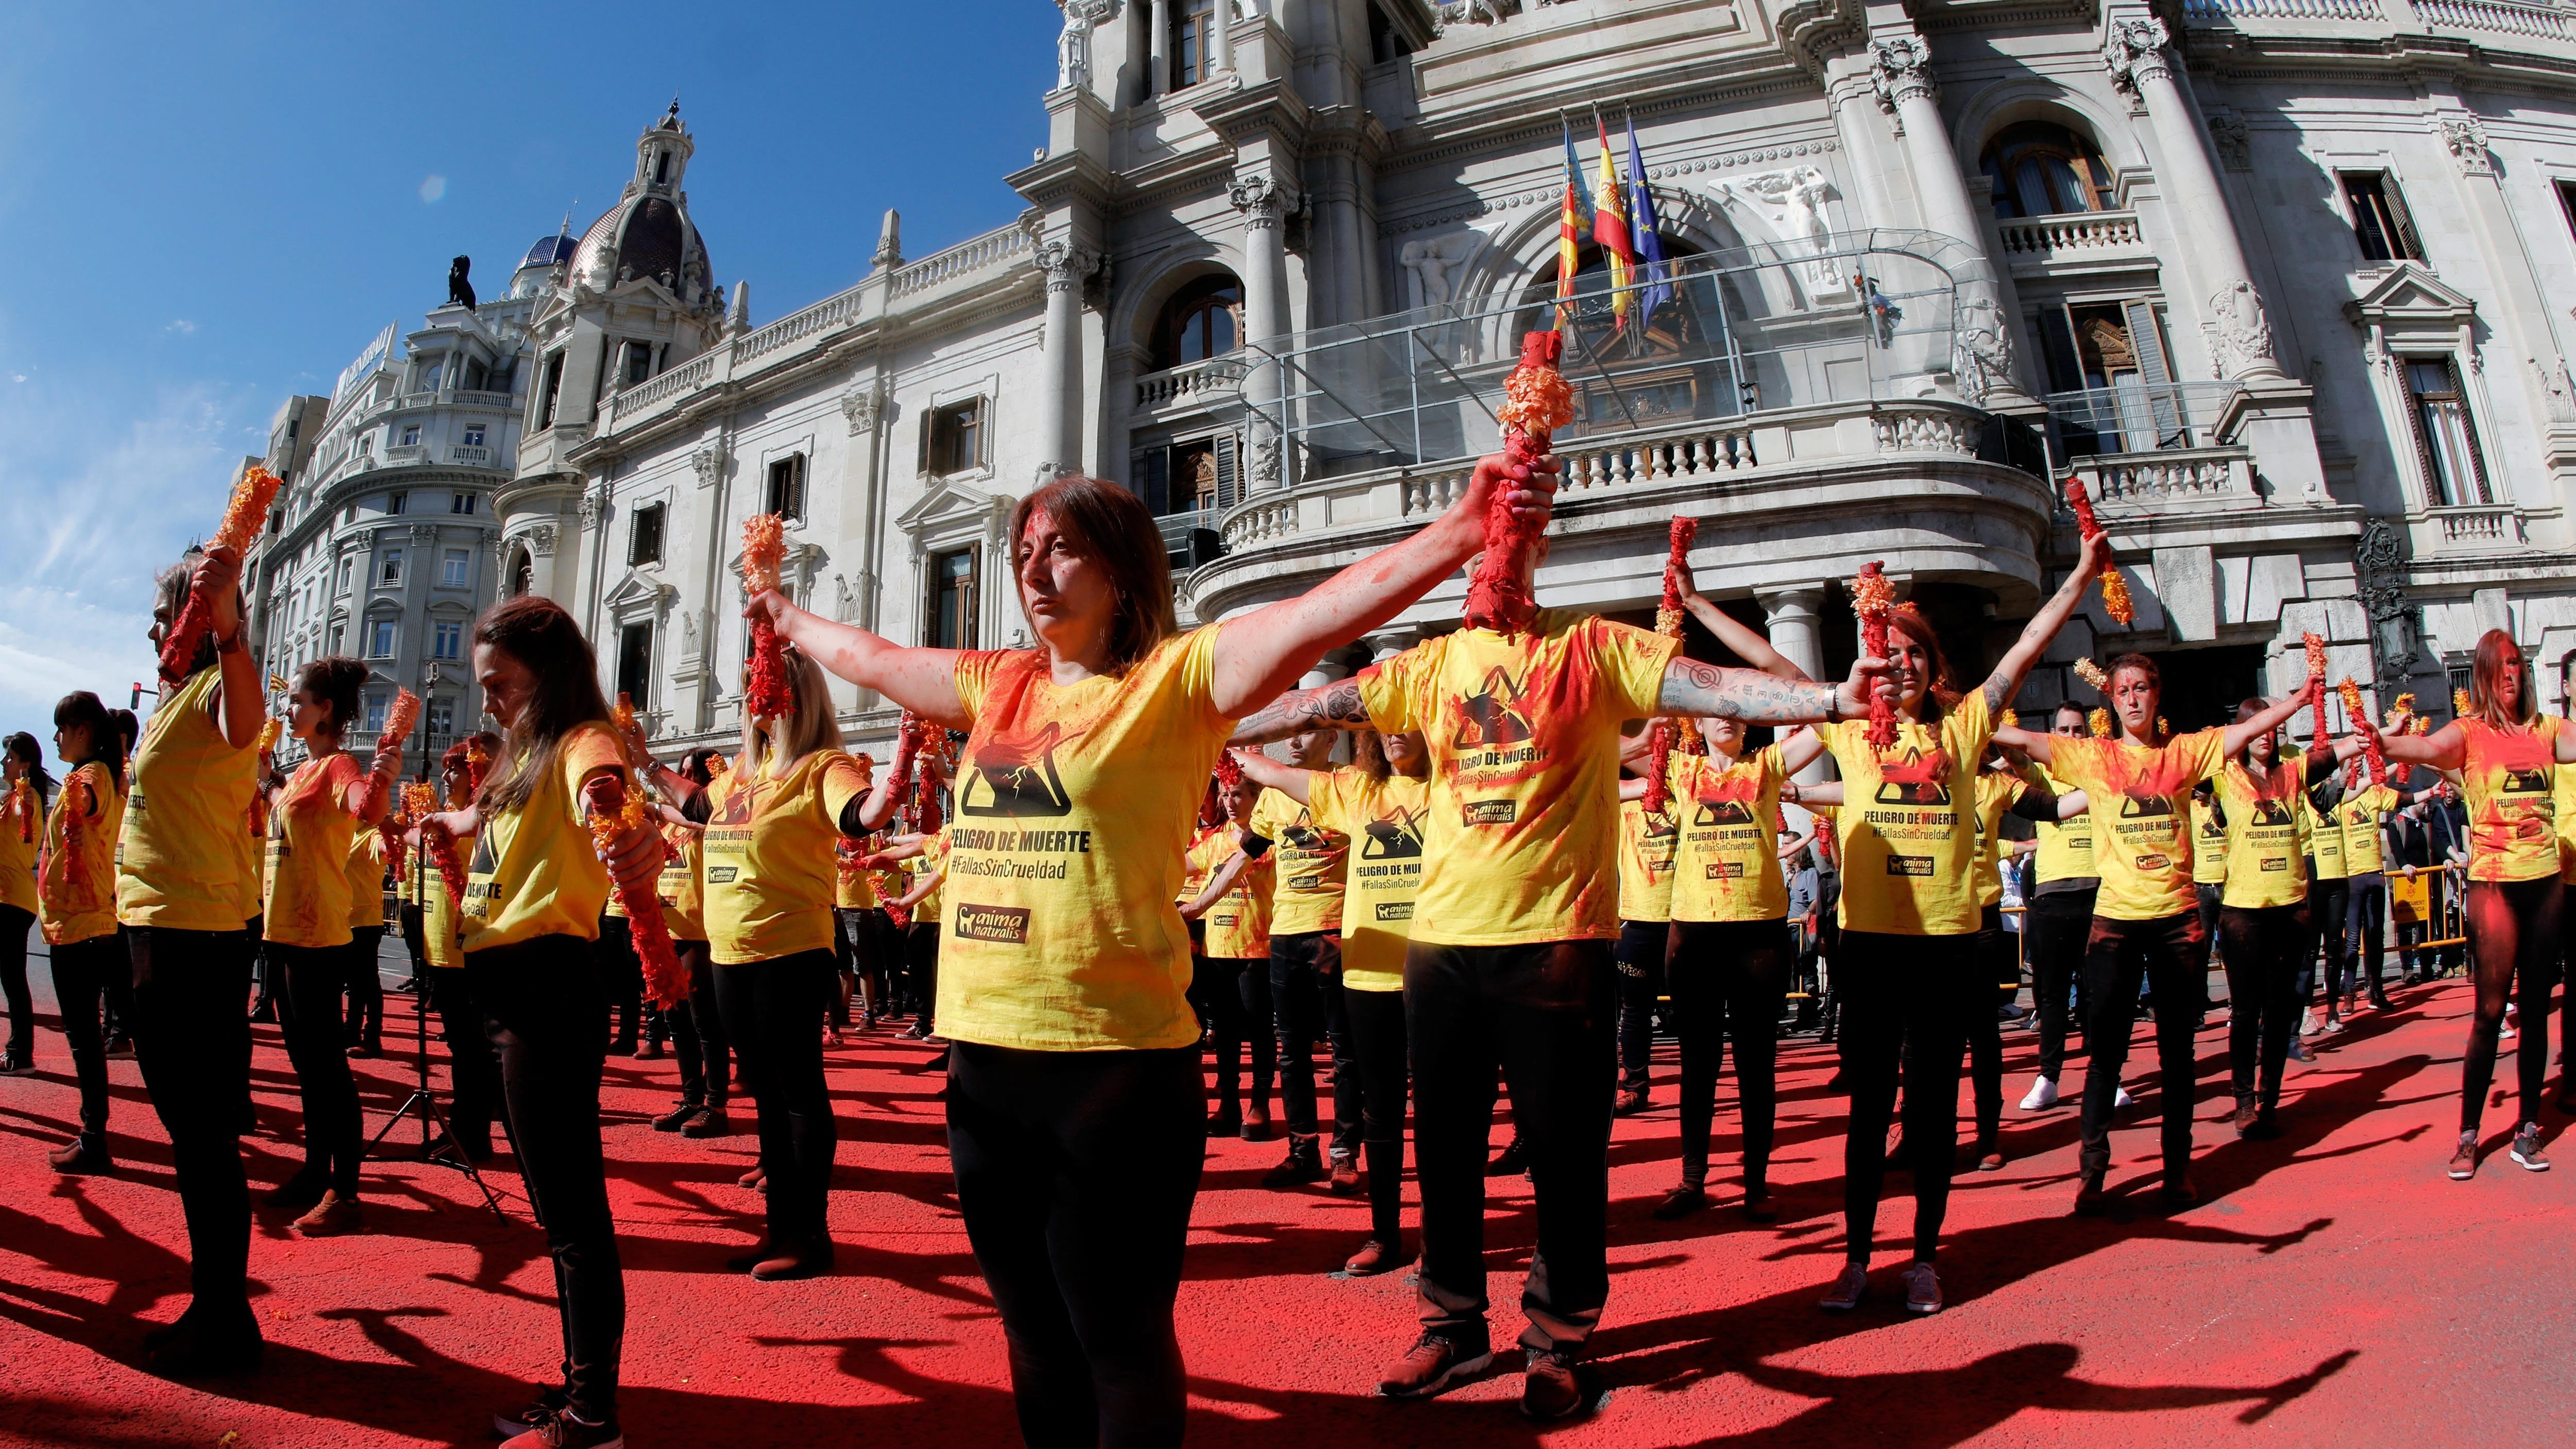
[503,1,2576,756]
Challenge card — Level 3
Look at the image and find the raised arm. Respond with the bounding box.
[1778,725,1829,776]
[1975,533,2113,713]
[1232,678,1379,747]
[1678,577,1808,681]
[1180,848,1252,920]
[1786,780,1844,807]
[1656,657,1872,725]
[2367,719,2463,772]
[2218,691,2312,761]
[747,600,971,727]
[1992,723,2054,764]
[1231,747,1316,807]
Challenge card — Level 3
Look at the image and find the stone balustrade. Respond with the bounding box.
[385,444,427,464]
[1134,356,1247,411]
[1995,210,2149,260]
[2073,447,2258,508]
[2430,503,2525,546]
[2181,0,2381,19]
[2411,0,2572,32]
[448,445,493,465]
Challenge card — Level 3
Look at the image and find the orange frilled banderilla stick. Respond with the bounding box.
[584,775,688,1009]
[1852,562,1897,751]
[741,514,795,719]
[2062,477,2132,626]
[1641,516,1698,814]
[1463,331,1577,637]
[2302,633,2330,757]
[2336,678,2386,787]
[159,466,284,682]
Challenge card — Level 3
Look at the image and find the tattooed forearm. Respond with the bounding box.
[1657,660,1839,724]
[1230,681,1373,745]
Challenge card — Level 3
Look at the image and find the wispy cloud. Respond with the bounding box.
[164,319,195,334]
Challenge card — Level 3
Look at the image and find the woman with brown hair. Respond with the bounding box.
[747,457,1555,1444]
[37,691,127,1173]
[2366,628,2576,1178]
[2,731,55,1077]
[419,595,663,1449]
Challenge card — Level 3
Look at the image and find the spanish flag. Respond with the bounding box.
[1555,121,1593,328]
[1593,116,1637,330]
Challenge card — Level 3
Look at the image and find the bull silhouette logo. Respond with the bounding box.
[1872,746,1953,807]
[2501,766,2551,794]
[2120,792,2176,820]
[1642,808,1680,841]
[1362,807,1424,860]
[710,778,757,826]
[1282,816,1329,851]
[2248,797,2293,827]
[1452,667,1534,748]
[959,723,1075,819]
[1693,798,1756,827]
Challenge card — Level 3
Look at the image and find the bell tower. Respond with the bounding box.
[633,99,695,199]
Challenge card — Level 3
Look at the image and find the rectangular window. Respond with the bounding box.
[418,363,441,394]
[2034,298,2182,454]
[379,547,403,586]
[2342,173,2421,263]
[433,620,464,659]
[1174,0,1216,87]
[451,491,476,514]
[630,502,667,566]
[2404,356,2489,507]
[440,549,470,588]
[766,454,807,521]
[926,399,985,476]
[538,351,566,429]
[2560,181,2576,244]
[336,558,352,596]
[624,341,653,387]
[616,623,654,710]
[928,547,978,651]
[386,491,407,515]
[462,425,486,448]
[364,694,388,733]
[427,698,454,741]
[367,620,397,658]
[399,424,421,447]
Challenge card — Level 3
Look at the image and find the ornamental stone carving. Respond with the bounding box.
[575,485,609,530]
[840,382,892,437]
[2206,113,2252,172]
[690,444,727,489]
[1032,238,1104,294]
[1868,37,1935,114]
[2102,16,2172,93]
[1053,0,1118,92]
[2440,116,2493,176]
[524,523,558,558]
[1951,296,2016,404]
[2204,280,2278,378]
[408,522,440,542]
[1229,173,1297,230]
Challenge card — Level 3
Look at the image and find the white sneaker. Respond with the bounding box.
[2299,1011,2320,1039]
[2019,1076,2059,1111]
[2501,1021,2518,1040]
[2113,1083,2136,1110]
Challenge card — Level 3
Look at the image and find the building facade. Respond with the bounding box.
[503,1,2576,758]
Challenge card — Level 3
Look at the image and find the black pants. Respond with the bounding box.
[947,1042,1203,1449]
[2303,877,2350,1008]
[2026,889,2095,1082]
[2462,877,2561,1133]
[2196,882,2223,973]
[1406,938,1616,1355]
[49,933,121,1140]
[273,941,365,1195]
[1344,985,1409,1245]
[1666,919,1792,1192]
[1614,918,1667,1092]
[715,949,838,1244]
[425,966,501,1146]
[101,932,134,1046]
[1188,956,1265,1117]
[127,926,256,1325]
[1967,904,2010,1145]
[669,941,730,1108]
[1236,947,1276,1107]
[906,923,940,1031]
[1837,930,1978,1263]
[2077,910,2207,1179]
[399,901,427,981]
[466,934,623,1422]
[343,925,384,1049]
[1,904,33,1059]
[2344,873,2387,999]
[595,915,645,1051]
[2218,902,2308,1114]
[1270,931,1354,1153]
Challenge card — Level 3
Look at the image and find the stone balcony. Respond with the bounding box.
[1994,210,2156,279]
[2178,0,2576,44]
[1134,357,1247,416]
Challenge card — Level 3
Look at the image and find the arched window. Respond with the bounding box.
[509,548,533,599]
[1979,122,2119,219]
[1153,276,1242,371]
[1515,236,1709,365]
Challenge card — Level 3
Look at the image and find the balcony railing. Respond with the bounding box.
[453,389,518,410]
[1154,508,1219,554]
[2181,0,2381,18]
[447,445,492,465]
[2044,381,2242,457]
[2410,0,2570,32]
[384,444,427,463]
[2074,447,2259,507]
[2429,503,2525,546]
[1136,357,1247,411]
[1994,210,2148,260]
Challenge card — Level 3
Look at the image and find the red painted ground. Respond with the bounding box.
[2,960,2572,1448]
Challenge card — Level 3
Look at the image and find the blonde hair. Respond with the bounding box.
[739,644,845,777]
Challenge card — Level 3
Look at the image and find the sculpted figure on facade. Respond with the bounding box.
[1715,167,1842,293]
[2102,15,2173,93]
[691,444,727,488]
[2441,116,2493,175]
[841,381,891,437]
[2206,113,2252,172]
[1951,296,2015,404]
[1054,0,1118,93]
[1399,229,1480,311]
[2204,279,2278,378]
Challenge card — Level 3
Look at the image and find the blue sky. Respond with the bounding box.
[0,1,1056,727]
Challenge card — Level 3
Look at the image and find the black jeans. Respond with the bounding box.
[1615,918,1667,1092]
[2462,877,2561,1133]
[1406,938,1616,1356]
[2077,910,2207,1179]
[1344,985,1409,1245]
[342,925,384,1049]
[2026,889,2095,1082]
[2219,902,2308,1114]
[399,901,427,981]
[669,941,730,1109]
[2196,882,2223,973]
[273,941,365,1195]
[595,915,645,1051]
[1270,931,1355,1154]
[715,949,838,1244]
[127,926,257,1324]
[1836,930,1978,1263]
[1,904,33,1059]
[49,933,121,1140]
[1187,956,1264,1118]
[1665,919,1792,1192]
[2304,877,2350,1008]
[906,923,941,1030]
[466,934,623,1422]
[947,1042,1204,1449]
[2344,873,2387,998]
[428,967,501,1145]
[1967,904,2011,1145]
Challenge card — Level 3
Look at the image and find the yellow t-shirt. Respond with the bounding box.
[2337,783,2399,876]
[1179,822,1225,908]
[422,828,472,969]
[834,838,881,910]
[2190,796,2229,885]
[397,851,418,907]
[1306,771,1429,993]
[1248,785,1348,936]
[347,830,387,930]
[660,826,706,942]
[1972,771,2026,910]
[701,748,870,966]
[2044,729,2227,921]
[1668,747,1788,923]
[39,762,124,947]
[1355,608,1677,947]
[1192,827,1275,962]
[1617,797,1680,924]
[2032,766,2097,886]
[265,754,364,949]
[2460,718,2560,882]
[2304,790,2348,882]
[940,624,1231,1051]
[1822,689,1994,936]
[118,665,262,931]
[912,831,949,924]
[1,782,40,917]
[460,723,625,952]
[2214,759,2310,910]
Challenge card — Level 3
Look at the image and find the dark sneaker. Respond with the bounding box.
[1520,1348,1585,1421]
[493,1388,568,1439]
[1614,1087,1650,1116]
[2159,1173,2200,1209]
[0,1048,34,1076]
[1818,1262,1868,1311]
[2073,1172,2110,1215]
[103,1037,137,1061]
[2245,1110,2283,1141]
[724,1241,779,1274]
[1328,1153,1361,1195]
[1742,1189,1778,1224]
[1376,1334,1491,1399]
[1901,1261,1943,1314]
[1241,1099,1272,1141]
[2447,1131,2478,1181]
[1261,1138,1325,1189]
[48,1135,111,1174]
[294,1190,365,1237]
[1649,1184,1706,1221]
[1342,1238,1413,1276]
[1488,1136,1527,1177]
[2231,1098,2258,1136]
[501,1409,623,1449]
[652,1100,702,1133]
[145,1312,262,1378]
[266,1169,330,1216]
[737,1166,766,1191]
[1975,1140,2005,1172]
[752,1239,834,1282]
[2511,1123,2550,1171]
[344,1043,376,1059]
[681,1106,730,1139]
[1205,1110,1242,1139]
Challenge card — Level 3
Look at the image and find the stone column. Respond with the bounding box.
[1232,171,1297,492]
[1032,237,1099,480]
[1213,0,1234,75]
[1149,0,1170,94]
[1868,36,2032,408]
[2103,15,2282,381]
[1756,586,1831,784]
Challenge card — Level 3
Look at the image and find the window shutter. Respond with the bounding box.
[2449,357,2491,504]
[1215,433,1240,511]
[918,404,935,476]
[1138,447,1169,516]
[2121,301,2183,447]
[2036,309,2083,394]
[2380,172,2424,262]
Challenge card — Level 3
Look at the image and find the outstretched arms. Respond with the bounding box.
[1231,678,1378,747]
[1677,577,1809,681]
[1655,657,1869,725]
[2217,692,2312,761]
[1975,533,2113,714]
[1230,748,1316,806]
